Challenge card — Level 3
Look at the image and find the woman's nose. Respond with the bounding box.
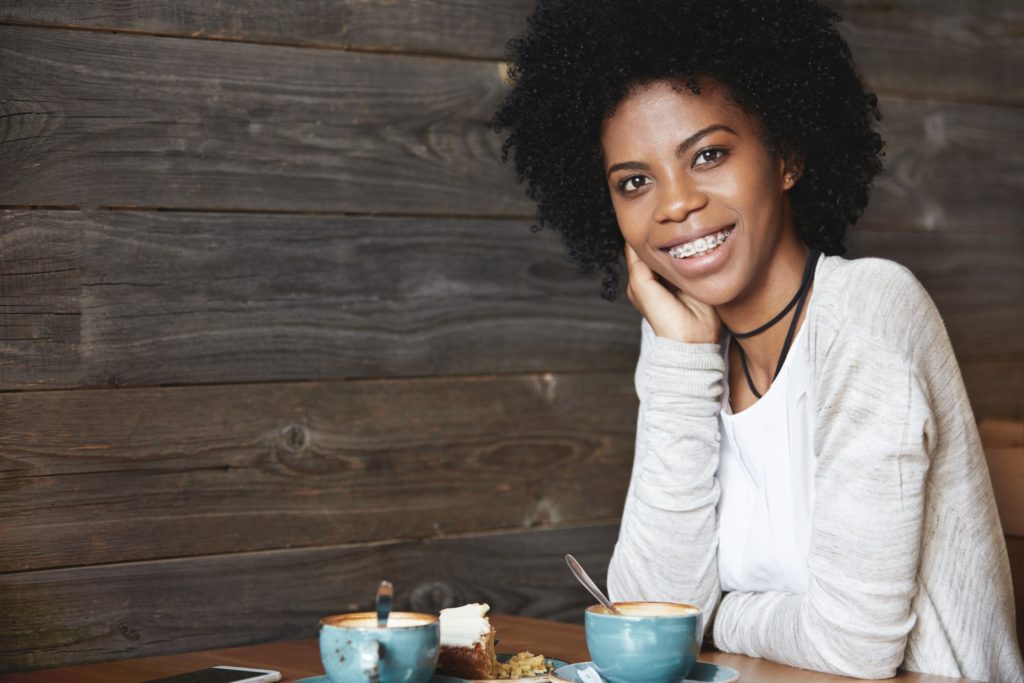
[653,175,707,223]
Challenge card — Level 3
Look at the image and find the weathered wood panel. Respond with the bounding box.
[0,372,635,572]
[2,211,1019,390]
[1,1,1020,104]
[0,25,526,215]
[1,26,1022,230]
[865,98,1024,231]
[0,523,620,672]
[961,356,1024,421]
[832,0,1024,104]
[0,210,640,389]
[0,0,535,59]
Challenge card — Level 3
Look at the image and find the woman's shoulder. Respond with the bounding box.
[811,254,947,361]
[816,254,928,308]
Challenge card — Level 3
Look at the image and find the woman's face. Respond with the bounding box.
[601,79,801,309]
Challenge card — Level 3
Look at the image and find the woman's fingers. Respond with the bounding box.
[625,245,671,303]
[624,242,644,273]
[624,244,684,331]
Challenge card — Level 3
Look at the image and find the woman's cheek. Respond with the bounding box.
[614,201,645,246]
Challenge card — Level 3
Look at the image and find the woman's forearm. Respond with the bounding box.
[608,329,726,633]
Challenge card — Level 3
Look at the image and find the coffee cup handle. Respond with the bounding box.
[360,640,382,683]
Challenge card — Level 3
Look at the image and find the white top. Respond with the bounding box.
[717,324,816,594]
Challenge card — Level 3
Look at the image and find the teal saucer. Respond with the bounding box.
[296,655,569,683]
[295,677,530,683]
[296,678,543,683]
[552,661,739,683]
[294,679,461,683]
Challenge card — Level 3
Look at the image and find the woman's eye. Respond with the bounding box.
[694,148,728,167]
[618,175,650,193]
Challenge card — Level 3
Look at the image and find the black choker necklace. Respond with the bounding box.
[726,250,820,400]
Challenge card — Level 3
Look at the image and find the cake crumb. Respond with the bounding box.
[497,651,552,679]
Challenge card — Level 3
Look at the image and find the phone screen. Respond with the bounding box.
[144,667,278,683]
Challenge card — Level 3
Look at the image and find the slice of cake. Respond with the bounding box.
[436,603,499,679]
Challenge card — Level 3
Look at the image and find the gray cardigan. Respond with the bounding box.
[608,255,1023,681]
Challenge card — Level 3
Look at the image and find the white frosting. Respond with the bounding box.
[439,603,491,647]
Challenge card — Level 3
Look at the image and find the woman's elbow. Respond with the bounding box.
[813,629,908,680]
[827,658,900,681]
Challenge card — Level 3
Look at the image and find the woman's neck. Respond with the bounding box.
[716,235,811,388]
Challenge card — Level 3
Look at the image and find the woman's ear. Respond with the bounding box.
[782,160,798,189]
[782,154,805,190]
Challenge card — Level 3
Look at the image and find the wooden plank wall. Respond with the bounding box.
[1,0,1021,672]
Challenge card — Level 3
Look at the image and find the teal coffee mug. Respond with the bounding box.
[319,612,439,683]
[585,602,703,683]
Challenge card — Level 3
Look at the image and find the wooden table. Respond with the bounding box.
[0,615,978,683]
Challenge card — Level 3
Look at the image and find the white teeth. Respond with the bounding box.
[668,228,732,259]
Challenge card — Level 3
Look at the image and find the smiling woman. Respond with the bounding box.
[494,1,1024,681]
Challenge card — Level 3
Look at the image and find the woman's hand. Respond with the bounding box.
[624,244,721,343]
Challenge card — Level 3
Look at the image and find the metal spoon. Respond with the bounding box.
[565,554,621,615]
[376,580,393,628]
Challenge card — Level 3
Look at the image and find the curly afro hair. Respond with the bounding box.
[493,0,884,300]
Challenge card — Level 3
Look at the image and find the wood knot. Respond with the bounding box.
[409,581,457,613]
[525,497,563,527]
[280,424,309,453]
[118,624,140,641]
[532,373,558,403]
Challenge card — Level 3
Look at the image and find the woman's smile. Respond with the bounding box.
[665,226,733,259]
[661,223,737,279]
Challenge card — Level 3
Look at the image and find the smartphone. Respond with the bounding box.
[142,665,282,683]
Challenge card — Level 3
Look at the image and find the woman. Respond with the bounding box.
[494,1,1023,680]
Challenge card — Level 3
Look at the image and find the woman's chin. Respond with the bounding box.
[660,266,745,309]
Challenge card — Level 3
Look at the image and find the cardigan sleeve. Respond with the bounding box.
[607,319,726,631]
[712,326,932,679]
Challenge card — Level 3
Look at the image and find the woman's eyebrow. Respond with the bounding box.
[606,160,650,177]
[606,124,738,177]
[675,124,737,157]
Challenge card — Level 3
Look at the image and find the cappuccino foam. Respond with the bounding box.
[322,612,436,629]
[591,602,699,617]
